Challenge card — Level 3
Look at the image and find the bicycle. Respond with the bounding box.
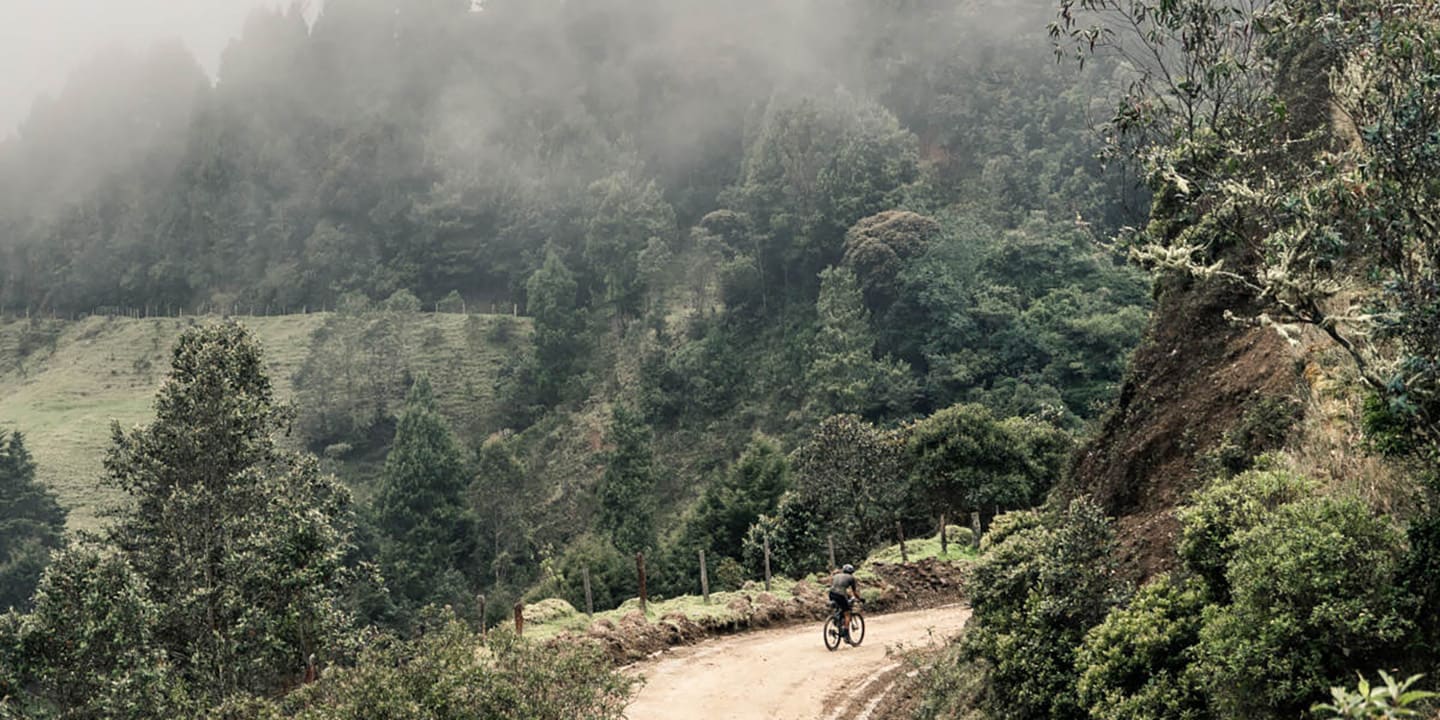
[823,598,865,651]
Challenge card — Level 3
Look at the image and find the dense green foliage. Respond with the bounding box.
[234,616,634,720]
[963,499,1130,719]
[0,324,637,718]
[7,547,175,719]
[374,378,475,619]
[908,403,1072,522]
[1076,576,1209,720]
[101,322,357,705]
[749,415,913,575]
[0,432,65,612]
[0,0,1169,714]
[596,405,659,556]
[932,471,1429,720]
[1199,497,1416,718]
[1176,468,1317,602]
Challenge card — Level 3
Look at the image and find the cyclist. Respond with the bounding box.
[828,563,860,638]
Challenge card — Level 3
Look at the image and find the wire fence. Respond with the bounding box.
[0,300,524,323]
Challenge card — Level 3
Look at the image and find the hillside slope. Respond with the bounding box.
[0,312,523,531]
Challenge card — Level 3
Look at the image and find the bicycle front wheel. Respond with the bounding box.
[846,614,865,646]
[823,616,843,651]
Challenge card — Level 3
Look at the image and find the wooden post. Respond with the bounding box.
[513,601,524,636]
[827,534,836,570]
[699,550,710,604]
[583,566,594,617]
[636,552,648,616]
[762,535,772,592]
[897,520,908,563]
[940,513,948,556]
[971,511,982,550]
[477,594,487,642]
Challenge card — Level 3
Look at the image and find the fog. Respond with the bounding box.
[0,0,315,136]
[0,0,1120,314]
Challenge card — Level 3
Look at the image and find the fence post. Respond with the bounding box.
[633,552,650,616]
[940,513,948,556]
[636,552,648,616]
[762,535,772,592]
[897,520,908,563]
[583,566,594,617]
[513,601,524,636]
[827,534,836,570]
[971,511,982,550]
[699,549,710,604]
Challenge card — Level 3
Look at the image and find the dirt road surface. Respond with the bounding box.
[623,604,971,720]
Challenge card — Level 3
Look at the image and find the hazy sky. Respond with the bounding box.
[0,0,313,137]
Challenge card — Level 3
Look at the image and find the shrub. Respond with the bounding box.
[1177,469,1316,601]
[1197,496,1417,719]
[1312,672,1436,719]
[536,534,634,614]
[1077,575,1211,720]
[964,499,1129,719]
[1198,396,1302,478]
[247,613,635,720]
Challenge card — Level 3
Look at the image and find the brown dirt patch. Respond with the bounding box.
[1063,278,1305,578]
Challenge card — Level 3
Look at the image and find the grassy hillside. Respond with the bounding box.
[0,312,524,531]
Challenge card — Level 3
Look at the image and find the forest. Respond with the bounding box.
[3,0,1437,718]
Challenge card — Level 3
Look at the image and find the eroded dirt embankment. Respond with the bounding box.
[1063,279,1303,577]
[570,558,968,665]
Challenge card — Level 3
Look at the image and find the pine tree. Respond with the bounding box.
[0,431,67,611]
[597,405,657,555]
[103,321,355,703]
[375,377,474,613]
[471,433,531,589]
[688,435,789,560]
[526,249,585,408]
[806,266,916,419]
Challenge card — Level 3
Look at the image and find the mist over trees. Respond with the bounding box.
[0,0,1136,317]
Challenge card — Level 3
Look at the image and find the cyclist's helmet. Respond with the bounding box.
[842,564,855,573]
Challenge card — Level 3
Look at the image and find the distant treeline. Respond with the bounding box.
[0,0,1139,316]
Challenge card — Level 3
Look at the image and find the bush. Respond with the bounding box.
[247,613,636,720]
[1312,671,1436,719]
[486,316,518,346]
[964,499,1129,720]
[535,534,634,614]
[1198,396,1302,478]
[436,290,465,314]
[1177,469,1316,601]
[1197,496,1417,719]
[1076,575,1211,720]
[13,547,179,718]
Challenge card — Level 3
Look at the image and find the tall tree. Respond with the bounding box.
[13,546,175,718]
[684,435,789,560]
[525,249,585,409]
[374,377,474,613]
[583,171,677,318]
[806,266,916,420]
[0,431,66,611]
[471,433,534,589]
[596,405,657,555]
[103,321,356,703]
[907,403,1072,522]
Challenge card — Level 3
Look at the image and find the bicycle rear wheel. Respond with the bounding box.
[823,616,843,651]
[846,614,865,646]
